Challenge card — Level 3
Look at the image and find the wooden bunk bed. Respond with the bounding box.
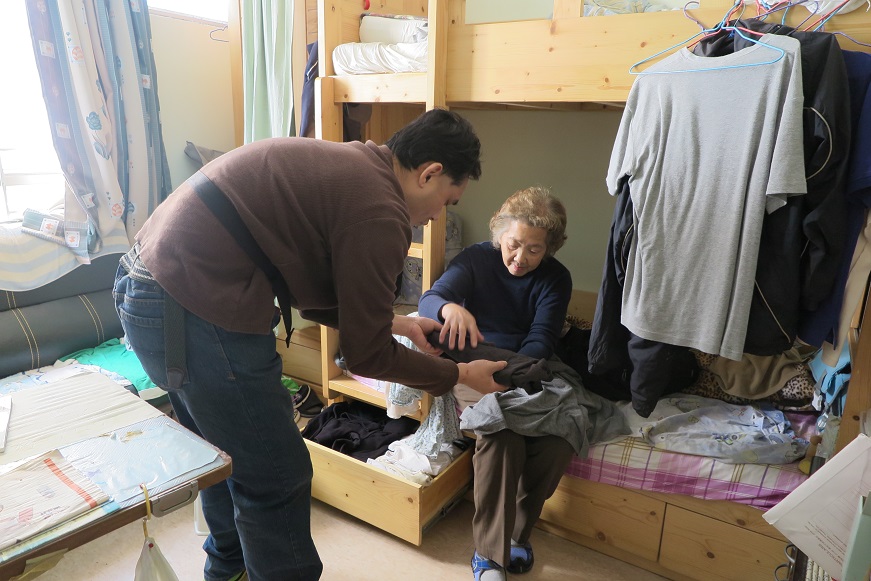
[307,0,871,578]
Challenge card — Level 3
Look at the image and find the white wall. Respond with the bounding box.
[455,109,622,293]
[150,14,236,190]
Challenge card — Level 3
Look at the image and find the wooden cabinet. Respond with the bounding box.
[659,506,786,581]
[306,441,472,545]
[276,325,322,387]
[537,476,790,581]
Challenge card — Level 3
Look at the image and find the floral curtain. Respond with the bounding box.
[0,0,169,291]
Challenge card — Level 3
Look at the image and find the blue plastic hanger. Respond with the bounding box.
[628,3,730,75]
[628,22,786,75]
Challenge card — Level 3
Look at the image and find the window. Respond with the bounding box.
[0,2,65,222]
[148,0,230,23]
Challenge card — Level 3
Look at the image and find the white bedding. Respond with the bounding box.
[333,12,429,75]
[332,40,428,75]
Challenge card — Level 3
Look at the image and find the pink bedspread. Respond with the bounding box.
[565,411,817,509]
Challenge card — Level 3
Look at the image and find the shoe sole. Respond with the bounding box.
[506,556,533,574]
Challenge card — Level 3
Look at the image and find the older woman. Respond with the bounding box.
[418,186,573,581]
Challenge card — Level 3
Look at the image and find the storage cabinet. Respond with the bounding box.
[536,475,789,581]
[659,506,786,581]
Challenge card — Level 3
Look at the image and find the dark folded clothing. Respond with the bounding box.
[426,331,552,393]
[301,400,418,461]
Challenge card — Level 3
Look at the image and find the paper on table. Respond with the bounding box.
[0,450,109,551]
[764,433,871,579]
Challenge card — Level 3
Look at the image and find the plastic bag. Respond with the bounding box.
[134,536,180,581]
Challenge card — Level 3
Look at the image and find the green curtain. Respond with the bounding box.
[241,0,295,142]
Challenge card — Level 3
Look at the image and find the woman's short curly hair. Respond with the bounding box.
[489,186,568,257]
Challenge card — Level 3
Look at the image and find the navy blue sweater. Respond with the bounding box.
[418,242,572,360]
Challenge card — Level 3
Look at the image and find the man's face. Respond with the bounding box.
[407,173,468,227]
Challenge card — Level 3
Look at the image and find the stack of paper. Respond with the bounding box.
[764,433,871,579]
[0,450,109,550]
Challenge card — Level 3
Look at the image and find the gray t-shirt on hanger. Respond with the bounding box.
[606,33,806,361]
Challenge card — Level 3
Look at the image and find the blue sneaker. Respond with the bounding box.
[472,551,506,580]
[507,542,534,574]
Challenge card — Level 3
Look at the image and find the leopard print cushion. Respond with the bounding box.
[683,349,816,412]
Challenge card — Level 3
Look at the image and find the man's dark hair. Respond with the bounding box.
[386,108,482,184]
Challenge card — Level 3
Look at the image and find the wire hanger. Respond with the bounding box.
[682,1,707,31]
[629,1,786,75]
[831,30,871,47]
[747,0,813,24]
[806,0,870,30]
[210,24,229,43]
[810,0,871,46]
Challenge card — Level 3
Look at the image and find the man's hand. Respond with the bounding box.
[440,303,485,350]
[457,360,509,394]
[393,314,443,356]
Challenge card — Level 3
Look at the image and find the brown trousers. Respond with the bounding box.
[458,380,575,567]
[455,385,575,566]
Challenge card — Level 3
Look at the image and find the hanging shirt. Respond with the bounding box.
[607,34,806,360]
[695,22,852,354]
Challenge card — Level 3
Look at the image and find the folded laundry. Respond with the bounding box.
[426,331,551,393]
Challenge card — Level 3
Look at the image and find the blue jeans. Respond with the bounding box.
[114,267,322,581]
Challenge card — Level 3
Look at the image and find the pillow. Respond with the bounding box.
[60,338,157,394]
[359,13,428,44]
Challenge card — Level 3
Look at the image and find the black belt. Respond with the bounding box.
[187,170,295,347]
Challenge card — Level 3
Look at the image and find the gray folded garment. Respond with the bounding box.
[426,331,552,393]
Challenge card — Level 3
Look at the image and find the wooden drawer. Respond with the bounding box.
[305,440,472,545]
[538,475,664,562]
[659,505,787,581]
[276,326,321,386]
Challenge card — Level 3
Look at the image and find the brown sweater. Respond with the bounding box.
[136,138,458,395]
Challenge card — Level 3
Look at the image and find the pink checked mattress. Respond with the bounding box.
[566,411,817,509]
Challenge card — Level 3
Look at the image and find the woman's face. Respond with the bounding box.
[499,220,548,277]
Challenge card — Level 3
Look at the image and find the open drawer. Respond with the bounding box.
[305,439,472,545]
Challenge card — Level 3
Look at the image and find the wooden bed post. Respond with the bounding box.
[553,0,582,19]
[427,0,448,111]
[229,0,244,147]
[315,76,343,141]
[835,278,871,454]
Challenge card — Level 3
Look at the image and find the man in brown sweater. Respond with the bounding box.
[113,109,507,581]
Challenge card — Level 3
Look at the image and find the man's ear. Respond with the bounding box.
[417,162,444,187]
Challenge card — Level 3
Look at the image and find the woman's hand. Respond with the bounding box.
[440,303,485,350]
[392,314,443,356]
[457,360,509,394]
